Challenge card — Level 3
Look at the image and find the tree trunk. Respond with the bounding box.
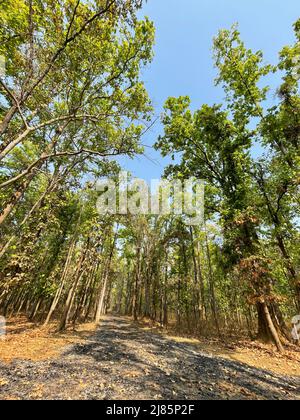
[133,243,142,321]
[44,235,77,325]
[95,271,109,323]
[257,302,284,352]
[205,226,221,336]
[95,229,118,323]
[58,240,89,332]
[262,302,284,353]
[276,234,300,311]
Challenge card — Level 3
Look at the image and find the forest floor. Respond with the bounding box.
[0,316,299,400]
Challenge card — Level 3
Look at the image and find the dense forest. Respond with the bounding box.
[0,0,299,356]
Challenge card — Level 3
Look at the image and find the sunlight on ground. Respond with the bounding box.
[0,316,299,378]
[0,317,97,363]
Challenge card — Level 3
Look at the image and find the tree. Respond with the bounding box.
[0,0,154,226]
[155,21,300,349]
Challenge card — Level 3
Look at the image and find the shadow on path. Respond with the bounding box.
[0,316,299,400]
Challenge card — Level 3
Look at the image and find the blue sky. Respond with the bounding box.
[118,0,300,181]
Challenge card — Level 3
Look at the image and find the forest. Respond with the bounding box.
[0,0,299,371]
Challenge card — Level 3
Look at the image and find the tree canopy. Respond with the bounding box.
[0,3,299,353]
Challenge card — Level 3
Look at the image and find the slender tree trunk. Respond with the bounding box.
[30,298,42,321]
[116,275,125,314]
[163,254,169,327]
[95,271,109,323]
[205,226,221,336]
[190,227,204,326]
[125,267,133,316]
[58,239,89,332]
[95,229,118,323]
[196,239,207,321]
[44,236,77,325]
[276,234,300,311]
[133,243,142,321]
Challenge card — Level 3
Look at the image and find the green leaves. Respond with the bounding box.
[156,19,300,314]
[213,25,272,127]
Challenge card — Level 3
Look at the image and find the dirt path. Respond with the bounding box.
[0,316,299,400]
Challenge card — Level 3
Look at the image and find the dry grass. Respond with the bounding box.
[138,318,300,377]
[0,316,97,364]
[220,339,300,377]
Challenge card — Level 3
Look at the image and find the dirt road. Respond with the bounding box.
[0,316,299,400]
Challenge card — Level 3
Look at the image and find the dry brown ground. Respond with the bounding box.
[0,316,97,363]
[0,316,299,400]
[0,315,299,376]
[135,318,300,377]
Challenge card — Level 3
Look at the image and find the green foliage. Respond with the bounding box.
[156,20,300,324]
[0,11,298,345]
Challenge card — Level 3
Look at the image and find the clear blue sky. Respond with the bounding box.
[118,0,299,181]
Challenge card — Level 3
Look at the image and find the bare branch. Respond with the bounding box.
[0,80,29,129]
